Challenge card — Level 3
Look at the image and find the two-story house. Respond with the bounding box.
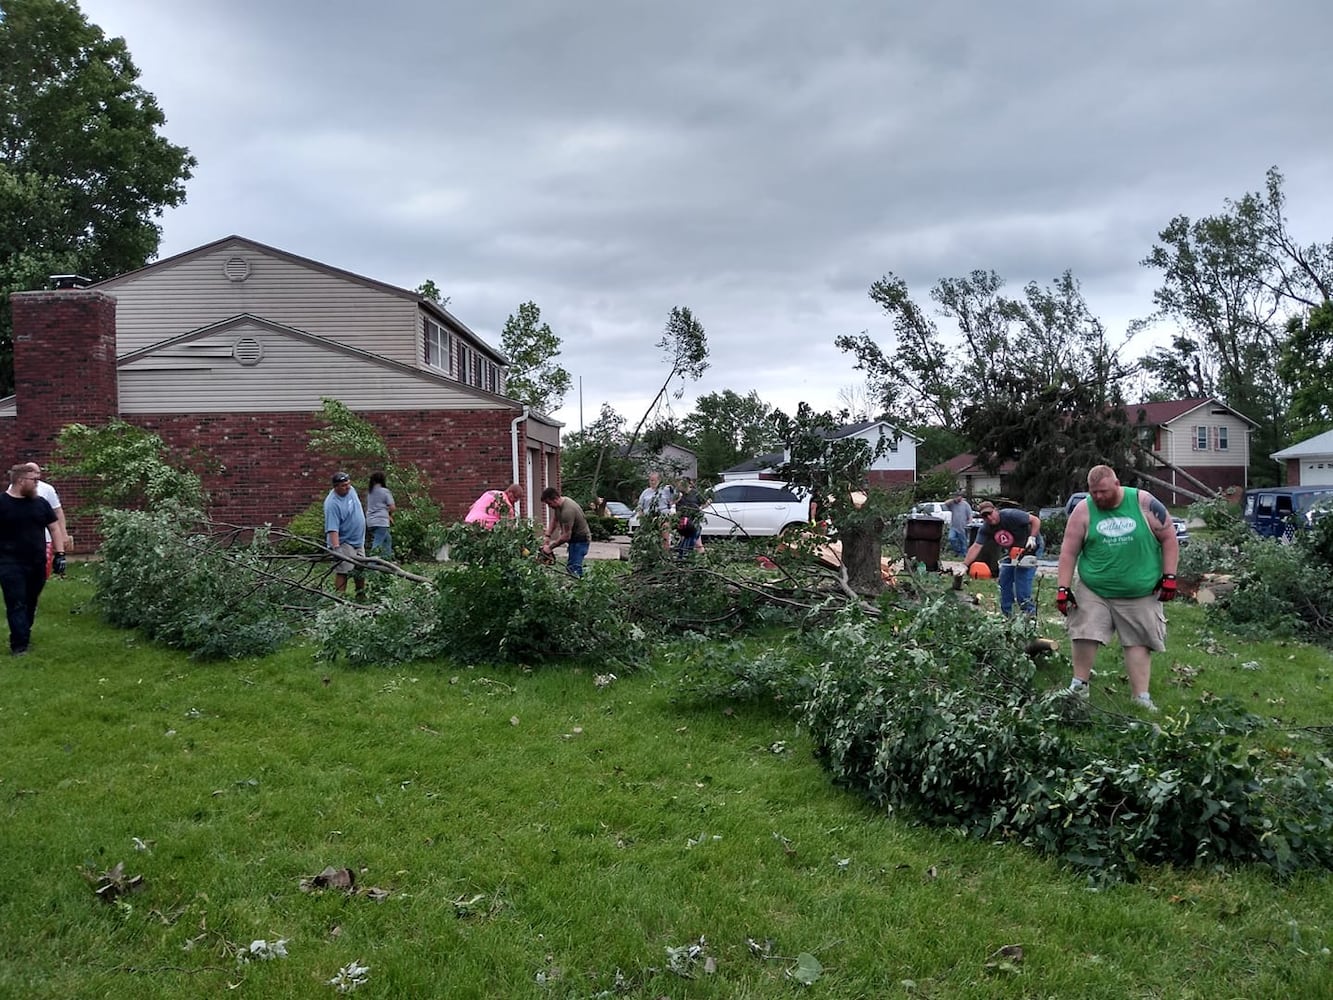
[1128,397,1256,503]
[1,235,562,540]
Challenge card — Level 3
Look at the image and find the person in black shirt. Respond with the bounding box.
[0,464,68,655]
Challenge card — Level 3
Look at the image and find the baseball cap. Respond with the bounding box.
[976,501,997,515]
[331,471,351,484]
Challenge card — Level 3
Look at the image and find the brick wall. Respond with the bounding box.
[131,408,531,526]
[10,291,119,456]
[867,469,915,487]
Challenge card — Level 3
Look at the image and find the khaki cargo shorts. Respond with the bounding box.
[333,542,365,575]
[1068,581,1166,651]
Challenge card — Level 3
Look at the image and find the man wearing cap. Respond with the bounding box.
[1056,464,1178,712]
[324,471,366,597]
[964,501,1041,616]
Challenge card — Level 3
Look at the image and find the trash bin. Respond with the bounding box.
[904,516,944,571]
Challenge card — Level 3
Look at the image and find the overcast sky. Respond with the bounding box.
[77,0,1333,432]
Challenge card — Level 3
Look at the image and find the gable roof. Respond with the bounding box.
[828,419,923,443]
[624,441,697,459]
[1272,428,1333,460]
[933,452,1018,475]
[93,234,507,365]
[720,451,784,476]
[1126,397,1259,429]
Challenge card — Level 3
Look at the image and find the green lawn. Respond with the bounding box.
[2,567,1331,998]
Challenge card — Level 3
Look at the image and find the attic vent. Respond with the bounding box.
[223,256,252,282]
[233,337,264,366]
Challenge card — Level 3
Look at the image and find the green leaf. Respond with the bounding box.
[792,952,823,985]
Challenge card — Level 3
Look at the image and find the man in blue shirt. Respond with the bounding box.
[324,471,366,597]
[964,501,1042,616]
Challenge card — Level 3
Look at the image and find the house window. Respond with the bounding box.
[456,343,471,384]
[1195,426,1208,451]
[1137,425,1156,449]
[424,318,450,372]
[1216,426,1229,451]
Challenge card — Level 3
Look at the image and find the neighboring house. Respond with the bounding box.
[718,420,918,486]
[1,235,562,542]
[935,453,1018,498]
[1127,397,1256,504]
[934,397,1254,505]
[624,441,698,482]
[1271,428,1333,486]
[720,451,785,481]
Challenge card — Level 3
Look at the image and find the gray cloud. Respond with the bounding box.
[79,0,1333,428]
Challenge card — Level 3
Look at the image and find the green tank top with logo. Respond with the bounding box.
[1077,487,1162,598]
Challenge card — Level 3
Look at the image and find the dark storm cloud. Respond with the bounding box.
[78,0,1333,426]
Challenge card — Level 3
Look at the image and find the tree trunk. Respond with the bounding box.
[839,519,885,596]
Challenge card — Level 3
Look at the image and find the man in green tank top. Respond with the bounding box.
[1055,465,1179,711]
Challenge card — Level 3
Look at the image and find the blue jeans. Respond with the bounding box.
[676,526,700,558]
[947,526,968,556]
[566,540,590,577]
[369,525,394,561]
[998,561,1037,616]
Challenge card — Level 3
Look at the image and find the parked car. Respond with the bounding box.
[1064,492,1090,515]
[1306,498,1333,526]
[1172,516,1190,547]
[604,500,635,522]
[695,480,815,538]
[1243,486,1333,539]
[910,501,952,524]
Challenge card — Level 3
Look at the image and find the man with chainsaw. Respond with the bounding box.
[963,501,1041,617]
[1055,465,1178,712]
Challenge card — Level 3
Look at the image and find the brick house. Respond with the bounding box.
[0,236,562,547]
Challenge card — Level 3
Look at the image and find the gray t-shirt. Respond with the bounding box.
[366,485,395,528]
[946,497,972,531]
[638,485,675,515]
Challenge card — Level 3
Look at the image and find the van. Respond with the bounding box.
[1242,486,1333,539]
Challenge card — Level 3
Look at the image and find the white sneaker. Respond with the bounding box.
[1133,693,1158,713]
[1067,678,1090,700]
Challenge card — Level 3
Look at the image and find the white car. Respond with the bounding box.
[689,480,814,538]
[910,501,952,524]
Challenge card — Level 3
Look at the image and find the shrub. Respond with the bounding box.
[311,577,446,666]
[316,520,650,668]
[788,599,1333,880]
[95,510,295,659]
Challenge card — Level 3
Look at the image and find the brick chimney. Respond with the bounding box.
[11,286,118,456]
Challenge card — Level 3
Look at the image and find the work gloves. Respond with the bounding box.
[52,552,67,577]
[1157,574,1177,602]
[1023,536,1038,555]
[1056,586,1077,616]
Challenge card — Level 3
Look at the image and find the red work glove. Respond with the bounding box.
[1056,586,1077,616]
[1157,574,1177,602]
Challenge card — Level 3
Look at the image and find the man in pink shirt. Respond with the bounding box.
[464,483,522,529]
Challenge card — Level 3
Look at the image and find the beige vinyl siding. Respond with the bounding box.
[101,243,420,363]
[1158,413,1252,468]
[118,326,512,414]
